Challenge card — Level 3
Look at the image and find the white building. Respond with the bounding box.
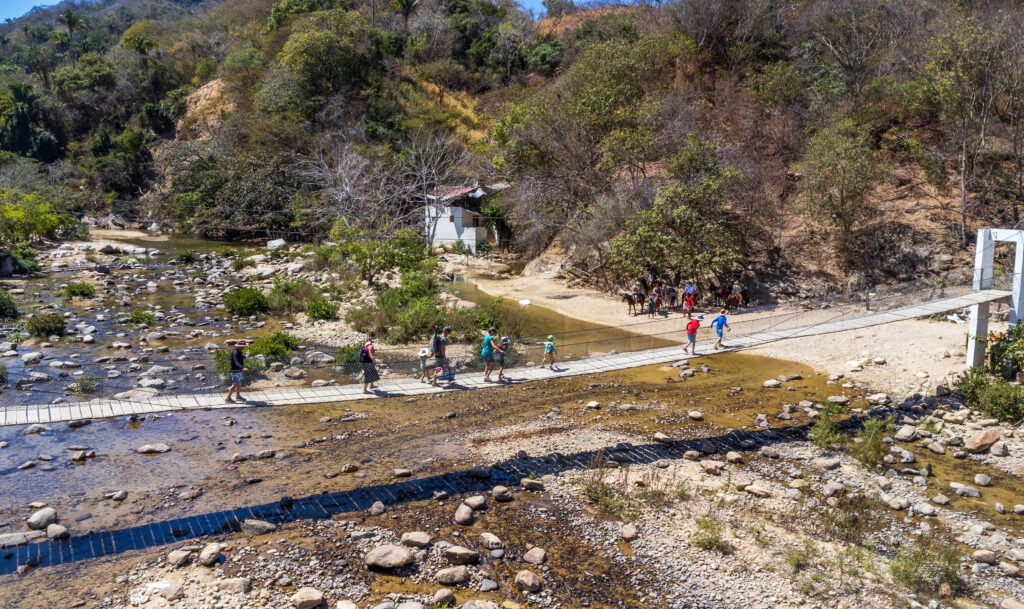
[424,183,507,252]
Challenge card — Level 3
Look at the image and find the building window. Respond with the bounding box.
[449,214,455,223]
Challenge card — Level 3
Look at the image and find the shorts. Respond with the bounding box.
[716,328,723,338]
[419,357,428,370]
[496,354,505,366]
[230,371,244,385]
[687,333,696,343]
[482,353,494,363]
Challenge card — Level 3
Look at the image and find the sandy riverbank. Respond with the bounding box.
[447,255,1009,394]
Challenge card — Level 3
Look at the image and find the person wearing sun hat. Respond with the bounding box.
[225,339,249,403]
[542,335,557,370]
[417,347,430,383]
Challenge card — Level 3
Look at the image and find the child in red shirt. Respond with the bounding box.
[684,317,700,354]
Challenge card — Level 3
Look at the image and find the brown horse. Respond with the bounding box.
[714,285,731,307]
[622,293,643,316]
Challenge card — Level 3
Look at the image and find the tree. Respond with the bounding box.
[398,132,468,246]
[0,84,42,157]
[924,16,1005,246]
[121,34,159,103]
[55,9,87,69]
[796,120,883,263]
[997,19,1024,225]
[610,134,744,284]
[391,0,419,38]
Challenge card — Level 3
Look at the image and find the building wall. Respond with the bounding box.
[426,205,487,252]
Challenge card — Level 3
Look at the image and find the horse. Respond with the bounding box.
[664,285,678,310]
[726,292,742,310]
[622,293,643,316]
[713,285,731,307]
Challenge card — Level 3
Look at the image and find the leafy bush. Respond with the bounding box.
[27,313,66,337]
[809,402,844,449]
[63,282,96,299]
[0,289,18,320]
[214,349,267,381]
[248,332,300,361]
[10,241,40,273]
[175,249,198,263]
[267,277,317,314]
[0,364,6,383]
[223,287,269,316]
[850,415,894,471]
[127,310,157,325]
[70,375,99,394]
[955,366,1024,423]
[305,297,338,321]
[889,536,962,594]
[692,517,732,554]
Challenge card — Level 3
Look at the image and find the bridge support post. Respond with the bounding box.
[967,229,994,369]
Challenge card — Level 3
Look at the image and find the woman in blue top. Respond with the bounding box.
[482,327,500,382]
[711,309,729,350]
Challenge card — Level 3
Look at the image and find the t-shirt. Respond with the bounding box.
[544,340,556,354]
[685,284,696,294]
[686,320,700,335]
[230,348,245,371]
[711,315,728,330]
[482,334,494,357]
[685,295,694,307]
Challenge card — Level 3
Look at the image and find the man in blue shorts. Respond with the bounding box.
[711,309,729,350]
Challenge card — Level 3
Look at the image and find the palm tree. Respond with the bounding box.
[121,35,159,103]
[0,83,42,154]
[390,0,419,37]
[55,9,87,69]
[51,30,71,64]
[0,33,10,52]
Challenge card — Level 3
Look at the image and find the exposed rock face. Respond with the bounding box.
[177,79,236,140]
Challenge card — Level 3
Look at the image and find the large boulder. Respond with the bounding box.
[364,544,414,569]
[436,565,470,585]
[27,507,57,530]
[291,587,323,609]
[966,430,1001,453]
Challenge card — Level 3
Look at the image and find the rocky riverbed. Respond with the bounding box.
[1,353,1023,608]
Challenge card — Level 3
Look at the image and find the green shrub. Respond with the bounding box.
[955,366,1024,423]
[0,363,7,383]
[176,249,198,263]
[0,288,18,320]
[267,277,317,314]
[822,495,878,544]
[306,297,338,321]
[784,540,816,571]
[692,517,732,554]
[223,287,269,316]
[127,310,157,325]
[10,241,40,273]
[27,313,65,337]
[70,375,98,394]
[232,257,256,271]
[247,332,300,361]
[63,282,96,299]
[214,246,240,258]
[889,535,962,595]
[809,402,844,449]
[335,343,363,374]
[850,415,894,471]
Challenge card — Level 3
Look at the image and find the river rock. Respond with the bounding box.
[401,531,431,548]
[893,425,918,442]
[973,549,997,564]
[479,532,502,549]
[966,430,1000,453]
[20,352,43,365]
[267,238,287,251]
[27,507,57,530]
[291,587,323,609]
[365,544,414,569]
[199,542,223,566]
[283,367,307,379]
[136,443,171,454]
[241,519,277,535]
[523,547,547,564]
[454,503,474,525]
[0,531,45,548]
[763,379,781,388]
[45,524,68,539]
[991,441,1009,456]
[975,473,992,487]
[521,478,544,491]
[444,545,480,565]
[515,570,542,592]
[22,423,50,435]
[436,565,470,585]
[167,549,192,566]
[216,577,252,593]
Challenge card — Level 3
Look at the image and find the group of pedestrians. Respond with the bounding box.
[682,308,731,355]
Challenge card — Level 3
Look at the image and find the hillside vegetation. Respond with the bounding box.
[2,0,1024,293]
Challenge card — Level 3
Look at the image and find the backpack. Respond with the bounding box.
[429,334,440,355]
[358,344,372,363]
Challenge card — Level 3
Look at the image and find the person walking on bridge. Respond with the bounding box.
[225,340,249,403]
[711,309,729,350]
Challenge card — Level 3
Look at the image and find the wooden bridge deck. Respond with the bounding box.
[2,289,1011,427]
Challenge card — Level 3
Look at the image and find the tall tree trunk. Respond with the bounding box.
[960,139,969,247]
[68,30,75,69]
